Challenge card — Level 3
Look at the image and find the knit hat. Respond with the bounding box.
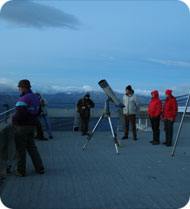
[126,85,132,91]
[84,92,90,98]
[165,89,172,96]
[18,79,31,88]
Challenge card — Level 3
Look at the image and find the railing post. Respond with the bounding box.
[73,108,79,131]
[117,109,123,132]
[3,104,9,123]
[138,118,141,130]
[145,118,148,128]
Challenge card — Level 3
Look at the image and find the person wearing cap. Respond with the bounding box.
[148,90,162,145]
[122,85,140,140]
[77,93,95,136]
[36,93,53,139]
[12,79,44,177]
[162,90,178,147]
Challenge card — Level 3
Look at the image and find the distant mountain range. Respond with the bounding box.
[0,91,151,112]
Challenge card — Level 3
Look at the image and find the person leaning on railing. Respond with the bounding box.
[36,93,53,139]
[12,79,45,177]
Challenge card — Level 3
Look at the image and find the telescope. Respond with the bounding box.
[83,79,123,155]
[98,80,124,108]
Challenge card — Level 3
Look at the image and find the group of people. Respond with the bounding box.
[12,79,178,177]
[121,85,178,147]
[77,84,178,148]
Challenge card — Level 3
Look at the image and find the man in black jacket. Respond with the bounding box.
[77,93,95,136]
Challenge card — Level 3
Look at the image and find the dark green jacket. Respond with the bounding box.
[77,98,95,118]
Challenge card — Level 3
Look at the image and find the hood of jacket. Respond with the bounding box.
[151,90,159,99]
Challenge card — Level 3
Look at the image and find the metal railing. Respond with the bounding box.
[0,107,15,124]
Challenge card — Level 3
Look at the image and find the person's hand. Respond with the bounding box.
[87,105,91,108]
[170,117,175,122]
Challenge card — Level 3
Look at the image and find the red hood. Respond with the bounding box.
[165,89,172,96]
[151,90,159,99]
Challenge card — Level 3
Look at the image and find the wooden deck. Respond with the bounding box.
[1,123,190,209]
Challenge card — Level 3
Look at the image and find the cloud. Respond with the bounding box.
[0,0,79,29]
[0,78,17,92]
[82,85,93,92]
[148,58,190,68]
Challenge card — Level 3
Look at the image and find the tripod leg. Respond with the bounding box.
[171,94,190,157]
[108,116,119,155]
[83,114,104,151]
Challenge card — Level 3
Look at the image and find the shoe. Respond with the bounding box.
[122,136,128,140]
[37,168,45,174]
[81,133,85,136]
[49,136,53,139]
[152,141,160,145]
[133,137,137,141]
[166,144,172,147]
[163,142,167,145]
[40,137,48,141]
[149,140,154,143]
[14,170,25,177]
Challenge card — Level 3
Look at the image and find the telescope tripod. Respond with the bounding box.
[82,98,120,155]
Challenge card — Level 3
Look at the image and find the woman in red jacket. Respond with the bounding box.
[162,90,178,147]
[148,90,162,145]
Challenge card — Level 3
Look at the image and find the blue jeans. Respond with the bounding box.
[39,114,52,137]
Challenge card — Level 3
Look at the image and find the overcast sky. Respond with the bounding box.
[0,0,190,96]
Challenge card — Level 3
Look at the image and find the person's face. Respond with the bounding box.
[85,96,89,100]
[166,94,170,98]
[126,89,131,95]
[152,93,155,98]
[18,87,24,93]
[18,87,27,93]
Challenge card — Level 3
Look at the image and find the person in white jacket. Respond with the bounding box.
[122,85,140,140]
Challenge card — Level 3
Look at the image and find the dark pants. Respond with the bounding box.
[124,114,137,138]
[164,119,173,146]
[15,126,44,174]
[36,119,45,140]
[80,117,90,134]
[150,116,160,142]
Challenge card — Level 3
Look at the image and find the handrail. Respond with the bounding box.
[0,107,15,117]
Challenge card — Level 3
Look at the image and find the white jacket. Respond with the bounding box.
[123,92,140,115]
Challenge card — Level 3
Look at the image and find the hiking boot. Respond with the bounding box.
[122,136,128,140]
[14,170,25,177]
[149,140,154,143]
[152,141,160,145]
[163,142,167,145]
[49,136,53,139]
[133,137,137,141]
[39,137,48,141]
[37,168,45,174]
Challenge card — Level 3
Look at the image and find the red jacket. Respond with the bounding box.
[162,96,178,121]
[148,90,162,118]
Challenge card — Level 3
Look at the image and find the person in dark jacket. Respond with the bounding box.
[162,89,178,147]
[148,90,162,145]
[77,93,95,136]
[12,79,44,177]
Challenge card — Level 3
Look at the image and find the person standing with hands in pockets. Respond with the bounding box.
[148,90,162,145]
[162,90,178,147]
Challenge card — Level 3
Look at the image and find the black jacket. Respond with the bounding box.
[77,98,95,117]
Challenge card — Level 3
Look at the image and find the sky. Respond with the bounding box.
[0,0,190,96]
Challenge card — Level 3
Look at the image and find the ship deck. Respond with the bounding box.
[1,123,190,209]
